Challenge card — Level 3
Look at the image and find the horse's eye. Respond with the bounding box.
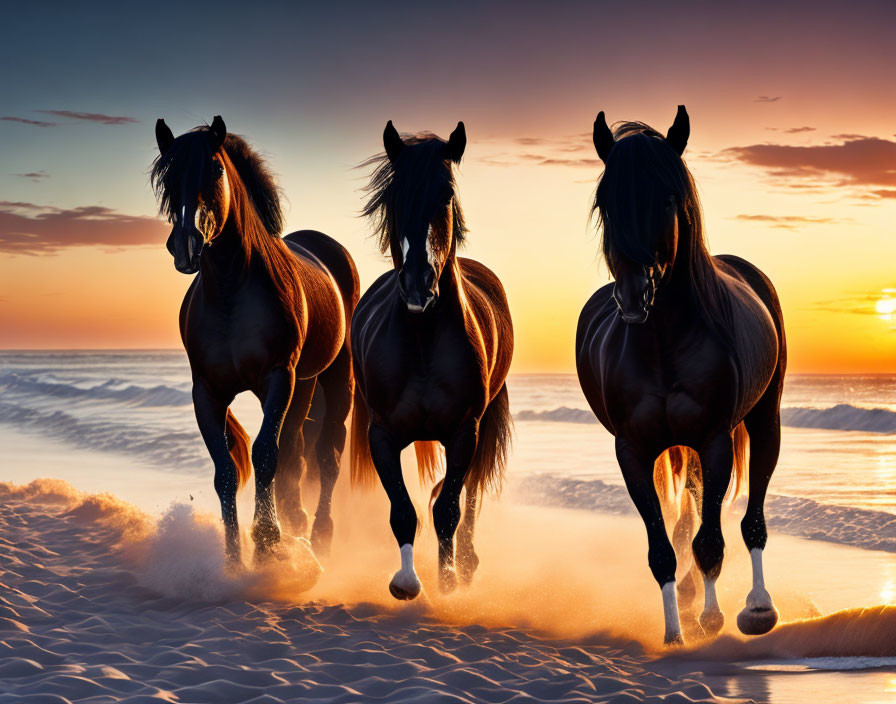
[213,162,224,179]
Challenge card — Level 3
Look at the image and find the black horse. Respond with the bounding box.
[350,121,514,599]
[576,106,785,645]
[151,117,359,562]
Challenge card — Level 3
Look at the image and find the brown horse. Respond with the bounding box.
[151,116,359,562]
[350,122,513,599]
[576,107,785,645]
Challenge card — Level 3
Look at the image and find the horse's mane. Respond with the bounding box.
[361,134,466,259]
[593,121,738,356]
[151,127,301,353]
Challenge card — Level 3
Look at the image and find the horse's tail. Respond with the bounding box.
[349,390,377,487]
[654,422,750,526]
[226,410,252,491]
[430,383,512,508]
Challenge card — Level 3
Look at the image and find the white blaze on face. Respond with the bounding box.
[661,581,682,641]
[401,237,410,264]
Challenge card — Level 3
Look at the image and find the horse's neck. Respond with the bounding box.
[653,236,709,329]
[198,218,249,296]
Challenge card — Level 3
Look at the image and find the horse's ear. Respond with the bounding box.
[444,121,466,163]
[593,111,614,163]
[155,119,175,155]
[384,120,404,163]
[210,115,227,150]
[665,105,690,156]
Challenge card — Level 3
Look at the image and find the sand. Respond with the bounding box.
[0,479,747,704]
[0,430,894,703]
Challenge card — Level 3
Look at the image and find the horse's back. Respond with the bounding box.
[283,230,360,313]
[458,257,513,398]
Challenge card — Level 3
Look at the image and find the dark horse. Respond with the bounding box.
[350,121,513,599]
[576,106,785,645]
[151,116,359,562]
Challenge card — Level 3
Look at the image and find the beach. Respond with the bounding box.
[0,352,895,703]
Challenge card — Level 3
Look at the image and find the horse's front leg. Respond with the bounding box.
[251,367,296,556]
[433,419,478,594]
[369,424,421,600]
[616,437,681,645]
[193,381,240,562]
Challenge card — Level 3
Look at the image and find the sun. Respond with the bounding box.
[875,296,896,319]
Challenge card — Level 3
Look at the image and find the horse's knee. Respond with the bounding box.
[693,524,725,579]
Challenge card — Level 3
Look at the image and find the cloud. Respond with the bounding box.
[37,110,138,125]
[13,171,50,182]
[1,116,57,127]
[0,200,167,254]
[754,96,782,103]
[478,133,597,169]
[808,291,895,317]
[733,214,841,229]
[720,135,896,192]
[766,126,816,134]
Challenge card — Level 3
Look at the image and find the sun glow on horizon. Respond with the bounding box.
[875,292,896,321]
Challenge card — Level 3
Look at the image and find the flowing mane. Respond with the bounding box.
[151,127,302,351]
[361,133,467,260]
[592,121,738,357]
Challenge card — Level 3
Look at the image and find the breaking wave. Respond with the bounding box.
[514,474,896,553]
[515,403,896,434]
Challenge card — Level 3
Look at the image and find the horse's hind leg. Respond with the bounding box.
[455,484,479,586]
[693,431,734,637]
[310,344,352,557]
[192,381,240,561]
[275,378,317,538]
[738,395,782,635]
[617,438,681,645]
[433,419,479,594]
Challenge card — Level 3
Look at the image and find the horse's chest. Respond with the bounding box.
[368,331,482,438]
[185,288,289,392]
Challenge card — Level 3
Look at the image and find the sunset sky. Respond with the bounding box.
[2,0,895,372]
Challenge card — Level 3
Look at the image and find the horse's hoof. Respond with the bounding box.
[664,631,684,647]
[389,572,421,601]
[737,606,778,635]
[699,609,725,637]
[310,516,334,558]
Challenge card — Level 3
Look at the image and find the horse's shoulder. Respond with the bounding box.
[577,283,616,343]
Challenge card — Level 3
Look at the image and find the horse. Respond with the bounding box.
[151,116,359,563]
[575,106,785,645]
[349,121,513,599]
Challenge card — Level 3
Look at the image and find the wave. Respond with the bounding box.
[0,402,208,471]
[513,474,896,554]
[515,403,896,434]
[0,371,191,408]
